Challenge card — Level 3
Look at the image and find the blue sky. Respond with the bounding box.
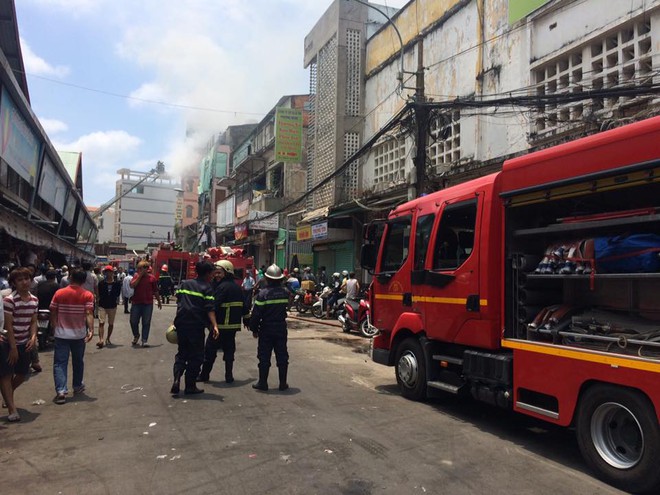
[15,0,408,207]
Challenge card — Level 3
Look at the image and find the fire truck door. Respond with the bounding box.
[419,196,481,343]
[372,215,413,332]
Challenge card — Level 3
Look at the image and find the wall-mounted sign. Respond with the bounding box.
[296,225,312,241]
[38,155,67,214]
[1,87,39,185]
[312,221,328,240]
[274,107,303,163]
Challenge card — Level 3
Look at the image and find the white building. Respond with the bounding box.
[113,168,181,249]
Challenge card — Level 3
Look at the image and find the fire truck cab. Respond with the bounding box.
[363,116,660,493]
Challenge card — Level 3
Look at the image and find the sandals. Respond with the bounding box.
[96,342,104,349]
[31,362,43,373]
[7,412,20,422]
[131,337,139,346]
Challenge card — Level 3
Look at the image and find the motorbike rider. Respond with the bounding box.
[250,264,290,391]
[302,266,316,283]
[325,272,342,319]
[198,260,248,384]
[343,271,360,301]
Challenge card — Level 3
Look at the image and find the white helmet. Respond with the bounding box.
[341,270,349,277]
[332,272,340,278]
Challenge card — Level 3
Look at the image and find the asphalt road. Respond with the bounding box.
[1,305,623,495]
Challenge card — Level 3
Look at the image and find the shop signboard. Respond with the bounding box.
[274,107,303,163]
[296,225,312,241]
[0,87,40,185]
[312,221,328,240]
[250,211,279,231]
[235,223,248,240]
[236,199,250,219]
[509,0,551,23]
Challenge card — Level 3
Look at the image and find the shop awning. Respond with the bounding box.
[300,206,329,224]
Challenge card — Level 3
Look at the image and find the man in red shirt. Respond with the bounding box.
[1,268,38,422]
[49,268,94,405]
[129,261,162,347]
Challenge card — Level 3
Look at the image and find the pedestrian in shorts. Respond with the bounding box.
[97,266,122,348]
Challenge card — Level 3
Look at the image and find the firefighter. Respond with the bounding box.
[198,260,247,384]
[171,261,217,396]
[158,264,174,304]
[250,264,290,391]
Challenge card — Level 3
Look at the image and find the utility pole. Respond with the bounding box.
[413,38,429,197]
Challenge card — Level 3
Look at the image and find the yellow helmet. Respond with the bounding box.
[214,259,234,275]
[165,324,177,344]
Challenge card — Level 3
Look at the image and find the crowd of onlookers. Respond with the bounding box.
[0,259,165,422]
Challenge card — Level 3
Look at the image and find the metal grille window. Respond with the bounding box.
[373,137,406,184]
[314,34,338,208]
[533,18,654,138]
[342,132,360,201]
[428,111,461,173]
[345,29,361,117]
[306,62,317,210]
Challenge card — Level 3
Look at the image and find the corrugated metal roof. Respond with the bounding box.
[0,0,29,101]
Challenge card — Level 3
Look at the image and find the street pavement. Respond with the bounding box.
[1,305,623,495]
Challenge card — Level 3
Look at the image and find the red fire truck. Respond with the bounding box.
[361,116,660,493]
[151,244,254,286]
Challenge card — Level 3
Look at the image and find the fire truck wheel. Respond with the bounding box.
[395,338,427,401]
[576,384,660,494]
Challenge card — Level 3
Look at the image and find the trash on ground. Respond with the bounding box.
[156,455,167,460]
[121,384,143,394]
[149,422,157,427]
[324,449,333,454]
[143,432,149,435]
[169,455,181,461]
[248,453,257,459]
[31,399,46,405]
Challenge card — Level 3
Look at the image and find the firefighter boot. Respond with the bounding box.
[252,367,269,391]
[170,369,183,395]
[225,361,234,384]
[184,374,204,395]
[197,363,211,383]
[278,365,289,391]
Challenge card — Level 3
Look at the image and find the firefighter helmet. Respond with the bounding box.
[165,324,177,344]
[341,270,349,277]
[265,264,285,280]
[161,264,168,272]
[214,259,234,275]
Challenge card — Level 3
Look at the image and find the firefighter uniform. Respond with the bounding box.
[199,272,247,383]
[172,277,215,394]
[250,276,290,391]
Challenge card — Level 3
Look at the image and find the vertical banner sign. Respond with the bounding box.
[274,107,303,163]
[0,87,40,185]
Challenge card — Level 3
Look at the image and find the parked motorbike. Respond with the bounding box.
[312,286,345,319]
[294,287,320,313]
[338,298,377,337]
[36,309,52,350]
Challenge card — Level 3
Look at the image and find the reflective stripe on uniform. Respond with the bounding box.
[218,323,242,330]
[254,298,289,306]
[220,302,244,308]
[177,289,215,301]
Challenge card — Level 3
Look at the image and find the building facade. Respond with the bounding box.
[0,0,97,266]
[113,168,180,249]
[302,0,660,277]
